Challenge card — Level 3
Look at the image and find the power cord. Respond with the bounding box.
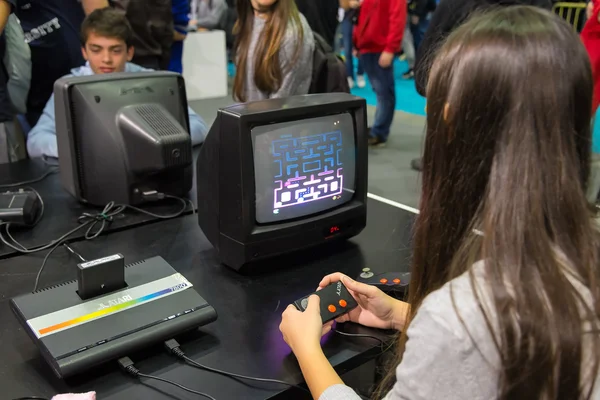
[63,242,87,262]
[118,356,216,400]
[164,339,310,393]
[0,167,58,188]
[0,193,189,292]
[11,397,49,400]
[333,329,389,347]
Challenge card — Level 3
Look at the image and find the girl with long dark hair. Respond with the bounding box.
[233,0,314,102]
[280,6,600,400]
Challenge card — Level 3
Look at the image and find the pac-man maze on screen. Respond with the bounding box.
[272,131,344,211]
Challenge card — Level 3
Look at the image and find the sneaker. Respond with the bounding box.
[368,136,387,147]
[356,75,366,88]
[410,157,423,171]
[347,77,355,89]
[402,69,415,80]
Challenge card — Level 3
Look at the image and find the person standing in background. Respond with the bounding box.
[233,0,314,102]
[340,1,365,89]
[408,0,552,171]
[345,0,405,147]
[295,0,339,48]
[402,0,435,79]
[110,0,173,70]
[14,0,108,127]
[169,0,190,73]
[190,0,228,31]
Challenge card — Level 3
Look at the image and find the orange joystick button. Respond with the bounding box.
[380,278,388,284]
[328,304,337,313]
[393,278,401,284]
[339,299,347,308]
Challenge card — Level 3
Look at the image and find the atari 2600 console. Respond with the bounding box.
[10,256,217,378]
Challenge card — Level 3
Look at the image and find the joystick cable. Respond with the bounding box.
[0,193,190,292]
[164,339,311,394]
[333,329,389,347]
[118,356,217,400]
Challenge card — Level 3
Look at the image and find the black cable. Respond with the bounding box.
[334,329,389,347]
[118,357,216,400]
[33,240,66,292]
[63,242,87,262]
[0,168,58,188]
[12,397,50,400]
[164,339,310,394]
[0,194,188,291]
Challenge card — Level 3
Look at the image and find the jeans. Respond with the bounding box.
[410,17,430,51]
[169,41,184,74]
[403,24,415,69]
[360,53,396,141]
[342,17,363,80]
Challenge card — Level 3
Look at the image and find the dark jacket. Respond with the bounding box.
[409,0,437,19]
[414,0,553,96]
[296,0,339,47]
[110,0,174,70]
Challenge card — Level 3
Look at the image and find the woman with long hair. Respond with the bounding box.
[233,0,314,102]
[280,6,600,400]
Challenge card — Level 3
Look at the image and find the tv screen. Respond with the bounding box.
[252,113,356,224]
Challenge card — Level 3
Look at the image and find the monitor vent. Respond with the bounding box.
[136,104,185,137]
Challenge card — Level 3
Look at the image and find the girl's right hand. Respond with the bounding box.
[318,273,409,331]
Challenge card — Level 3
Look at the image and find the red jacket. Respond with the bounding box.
[582,6,600,111]
[353,0,406,54]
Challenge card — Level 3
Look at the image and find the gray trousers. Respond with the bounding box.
[403,23,416,69]
[0,119,27,164]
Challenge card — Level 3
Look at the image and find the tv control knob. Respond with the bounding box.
[360,268,374,279]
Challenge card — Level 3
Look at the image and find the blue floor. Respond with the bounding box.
[227,60,427,116]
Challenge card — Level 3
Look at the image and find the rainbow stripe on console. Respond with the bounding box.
[37,286,184,336]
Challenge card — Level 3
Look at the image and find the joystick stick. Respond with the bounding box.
[356,268,410,294]
[293,281,358,323]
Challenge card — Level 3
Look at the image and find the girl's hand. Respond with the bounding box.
[318,273,409,331]
[280,295,334,355]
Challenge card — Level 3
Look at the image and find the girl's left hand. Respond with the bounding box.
[280,295,334,356]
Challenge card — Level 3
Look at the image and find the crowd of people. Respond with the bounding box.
[1,0,600,399]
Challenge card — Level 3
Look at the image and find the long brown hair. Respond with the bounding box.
[233,0,304,101]
[384,6,600,399]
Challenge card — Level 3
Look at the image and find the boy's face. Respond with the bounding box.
[82,31,134,75]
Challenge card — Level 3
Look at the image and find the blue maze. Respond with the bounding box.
[271,131,344,209]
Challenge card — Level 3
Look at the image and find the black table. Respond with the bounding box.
[0,198,416,400]
[0,158,195,259]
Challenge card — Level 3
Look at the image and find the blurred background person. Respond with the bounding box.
[409,0,552,170]
[350,0,405,147]
[110,0,174,70]
[295,0,339,48]
[190,0,228,31]
[402,0,435,79]
[233,0,314,102]
[14,0,108,128]
[169,0,191,73]
[340,0,365,89]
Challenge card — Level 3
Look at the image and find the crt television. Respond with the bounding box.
[196,93,368,270]
[54,71,193,206]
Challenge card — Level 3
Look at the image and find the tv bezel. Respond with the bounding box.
[205,94,368,268]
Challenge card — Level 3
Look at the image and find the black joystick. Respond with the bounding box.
[356,268,410,294]
[293,281,358,323]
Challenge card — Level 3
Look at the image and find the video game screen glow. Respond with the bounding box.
[252,113,356,224]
